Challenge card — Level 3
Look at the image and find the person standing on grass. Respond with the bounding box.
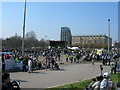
[113,60,118,74]
[110,63,114,74]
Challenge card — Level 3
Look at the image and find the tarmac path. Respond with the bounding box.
[10,62,110,88]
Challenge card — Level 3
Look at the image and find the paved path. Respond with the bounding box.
[10,62,110,88]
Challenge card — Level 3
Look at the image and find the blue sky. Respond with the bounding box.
[2,2,118,42]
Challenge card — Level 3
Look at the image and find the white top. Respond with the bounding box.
[92,81,100,89]
[28,59,32,66]
[100,78,108,89]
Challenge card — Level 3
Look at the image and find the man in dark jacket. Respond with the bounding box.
[2,73,21,90]
[2,54,5,72]
[2,73,12,90]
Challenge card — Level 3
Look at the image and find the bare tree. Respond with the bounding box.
[2,31,48,49]
[26,31,36,39]
[39,38,45,47]
[2,35,22,49]
[25,31,39,48]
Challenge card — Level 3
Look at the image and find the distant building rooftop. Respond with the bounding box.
[72,35,107,37]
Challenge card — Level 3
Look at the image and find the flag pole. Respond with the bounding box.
[22,0,26,55]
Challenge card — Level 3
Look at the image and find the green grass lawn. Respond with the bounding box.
[46,73,120,90]
[55,79,92,89]
[111,73,120,83]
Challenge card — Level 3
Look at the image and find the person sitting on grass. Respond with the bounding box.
[117,81,120,89]
[107,78,115,90]
[100,72,116,90]
[100,72,110,90]
[91,76,101,90]
[86,78,96,90]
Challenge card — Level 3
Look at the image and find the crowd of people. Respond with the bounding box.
[2,49,62,73]
[1,48,120,90]
[1,48,120,73]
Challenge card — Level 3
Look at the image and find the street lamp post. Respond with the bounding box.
[108,19,110,54]
[22,0,26,55]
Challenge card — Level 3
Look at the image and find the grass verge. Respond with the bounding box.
[46,73,120,90]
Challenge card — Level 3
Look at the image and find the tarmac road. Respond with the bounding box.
[10,62,110,88]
